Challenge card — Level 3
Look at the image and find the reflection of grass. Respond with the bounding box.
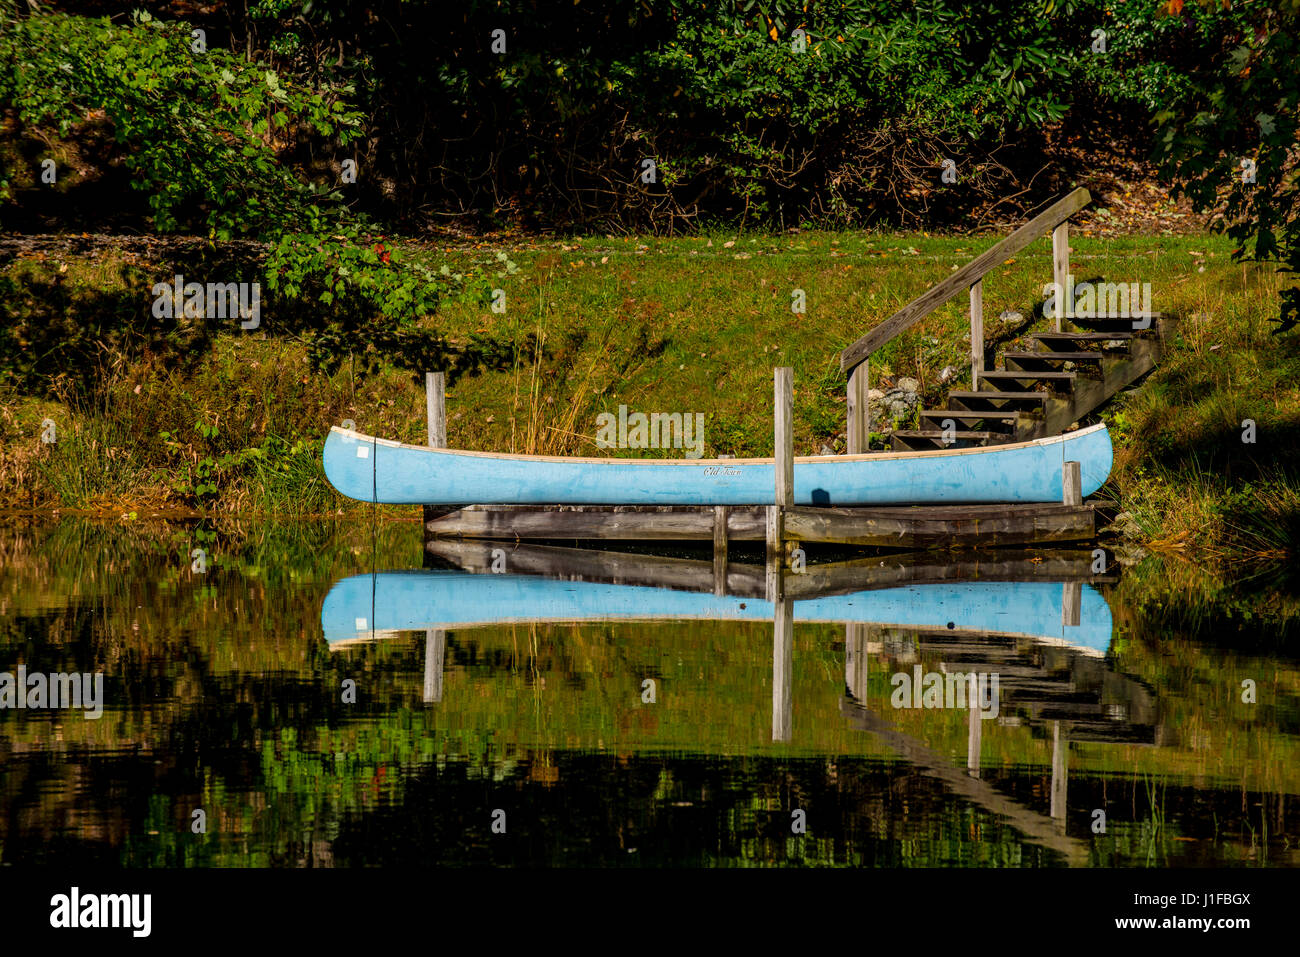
[1102,553,1300,816]
[1140,772,1168,867]
[1113,551,1300,647]
[0,515,421,623]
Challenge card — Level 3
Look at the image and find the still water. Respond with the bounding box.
[1,517,1296,867]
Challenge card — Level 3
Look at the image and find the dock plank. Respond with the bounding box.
[426,502,1096,547]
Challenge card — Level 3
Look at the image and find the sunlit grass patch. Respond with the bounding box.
[2,229,1296,556]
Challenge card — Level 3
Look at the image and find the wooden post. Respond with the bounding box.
[423,372,460,530]
[1062,460,1082,506]
[1052,223,1069,333]
[775,367,793,507]
[423,628,445,704]
[968,695,982,777]
[767,367,792,588]
[772,590,793,743]
[846,360,869,454]
[1062,582,1082,627]
[425,372,446,448]
[969,280,984,389]
[713,505,728,596]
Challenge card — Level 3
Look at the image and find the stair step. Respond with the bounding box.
[946,391,1047,412]
[1033,331,1135,341]
[979,370,1077,393]
[1003,351,1104,371]
[918,410,1018,432]
[1032,332,1135,352]
[891,430,1002,451]
[1066,312,1163,333]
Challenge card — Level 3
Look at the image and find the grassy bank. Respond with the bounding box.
[2,229,1297,555]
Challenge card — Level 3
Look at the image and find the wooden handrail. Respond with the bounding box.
[839,188,1092,373]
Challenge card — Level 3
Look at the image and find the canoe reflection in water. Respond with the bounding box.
[319,543,1157,860]
[321,568,1112,653]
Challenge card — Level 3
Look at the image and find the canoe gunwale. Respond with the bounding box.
[328,421,1108,466]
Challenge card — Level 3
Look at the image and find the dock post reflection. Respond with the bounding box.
[1050,720,1068,827]
[769,366,796,742]
[845,622,869,702]
[967,695,982,777]
[423,628,445,703]
[1062,582,1081,627]
[713,505,728,596]
[771,554,793,743]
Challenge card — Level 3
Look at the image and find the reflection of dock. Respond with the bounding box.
[839,615,1156,864]
[330,539,1152,746]
[838,697,1091,865]
[425,538,1117,601]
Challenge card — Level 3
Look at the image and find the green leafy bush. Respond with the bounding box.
[1150,0,1300,328]
[0,6,493,373]
[0,9,360,235]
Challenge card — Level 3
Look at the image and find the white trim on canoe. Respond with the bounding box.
[329,620,1104,653]
[329,420,1108,465]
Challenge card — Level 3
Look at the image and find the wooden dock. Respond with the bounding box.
[425,500,1096,548]
[416,370,1096,551]
[414,190,1136,552]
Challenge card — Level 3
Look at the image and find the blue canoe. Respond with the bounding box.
[322,422,1112,506]
[321,571,1113,654]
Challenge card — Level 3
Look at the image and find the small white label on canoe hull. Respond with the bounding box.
[355,617,368,630]
[357,446,369,458]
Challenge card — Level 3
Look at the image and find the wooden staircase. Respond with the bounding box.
[891,313,1174,451]
[837,188,1174,457]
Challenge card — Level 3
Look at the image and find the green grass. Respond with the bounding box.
[2,229,1296,554]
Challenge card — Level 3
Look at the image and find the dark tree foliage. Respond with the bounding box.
[2,0,1295,326]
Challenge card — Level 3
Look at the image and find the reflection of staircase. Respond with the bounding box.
[912,629,1156,743]
[891,314,1173,451]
